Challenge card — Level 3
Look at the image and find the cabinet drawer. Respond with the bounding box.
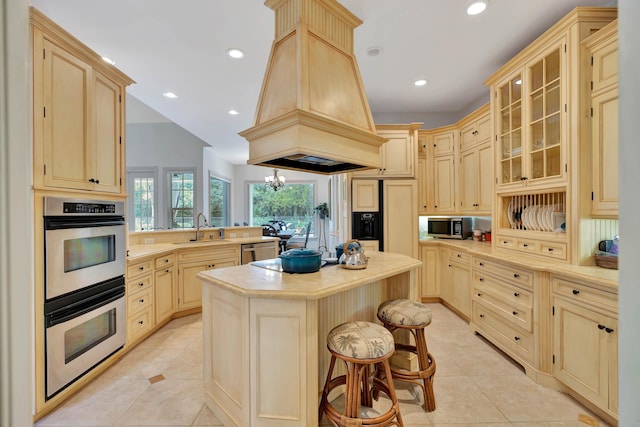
[538,241,567,260]
[473,274,532,332]
[473,257,533,290]
[496,236,516,249]
[178,246,240,263]
[154,253,175,269]
[127,286,153,315]
[127,274,152,294]
[472,302,533,362]
[552,277,617,312]
[516,239,539,254]
[448,249,470,265]
[127,259,153,278]
[128,307,153,340]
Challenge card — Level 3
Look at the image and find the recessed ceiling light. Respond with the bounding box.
[228,110,239,115]
[227,48,244,59]
[366,46,383,57]
[101,56,115,65]
[467,0,489,15]
[414,79,428,87]
[162,92,178,99]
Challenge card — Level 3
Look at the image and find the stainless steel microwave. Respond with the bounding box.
[427,217,472,239]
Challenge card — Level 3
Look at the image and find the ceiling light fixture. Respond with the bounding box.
[162,92,178,99]
[414,79,428,87]
[265,168,286,191]
[467,0,489,15]
[101,56,115,65]
[229,110,239,115]
[366,46,383,57]
[227,48,245,59]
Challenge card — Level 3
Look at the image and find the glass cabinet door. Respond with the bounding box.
[528,47,562,181]
[497,75,523,185]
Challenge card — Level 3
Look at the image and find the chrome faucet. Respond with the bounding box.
[191,212,208,241]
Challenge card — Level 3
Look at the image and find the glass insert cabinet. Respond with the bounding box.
[496,41,566,188]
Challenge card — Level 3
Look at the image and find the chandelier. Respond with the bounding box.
[265,168,286,191]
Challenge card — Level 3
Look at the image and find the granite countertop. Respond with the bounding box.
[197,251,422,300]
[127,236,279,261]
[420,238,619,289]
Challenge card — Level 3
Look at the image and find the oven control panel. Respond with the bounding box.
[44,197,125,216]
[63,202,117,214]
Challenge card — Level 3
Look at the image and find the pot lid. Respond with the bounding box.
[280,248,321,257]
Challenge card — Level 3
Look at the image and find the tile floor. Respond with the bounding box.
[35,303,608,427]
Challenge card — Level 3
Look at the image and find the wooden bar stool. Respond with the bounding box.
[319,320,404,427]
[377,299,436,412]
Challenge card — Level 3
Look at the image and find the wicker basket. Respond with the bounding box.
[595,254,618,270]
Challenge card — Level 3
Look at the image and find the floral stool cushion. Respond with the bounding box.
[327,321,395,359]
[378,299,433,327]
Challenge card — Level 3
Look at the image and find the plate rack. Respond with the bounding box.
[503,191,566,232]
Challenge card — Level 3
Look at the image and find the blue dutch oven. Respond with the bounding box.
[279,248,323,273]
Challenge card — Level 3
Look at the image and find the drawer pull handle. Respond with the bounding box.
[512,311,518,316]
[477,292,482,297]
[165,259,169,263]
[479,314,485,318]
[514,336,521,341]
[548,248,554,252]
[139,299,144,303]
[138,320,144,325]
[605,327,614,333]
[572,289,580,295]
[166,269,170,273]
[514,292,520,297]
[598,324,605,330]
[457,254,462,258]
[479,262,484,266]
[523,243,528,247]
[479,277,485,282]
[139,283,144,287]
[513,273,520,278]
[139,266,144,270]
[503,240,508,244]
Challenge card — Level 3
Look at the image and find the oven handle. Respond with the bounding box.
[46,286,125,327]
[45,218,125,230]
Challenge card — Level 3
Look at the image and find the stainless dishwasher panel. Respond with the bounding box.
[241,242,277,264]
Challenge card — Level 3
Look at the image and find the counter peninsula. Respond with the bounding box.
[197,251,421,427]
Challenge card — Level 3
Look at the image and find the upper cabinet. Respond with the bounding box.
[459,105,492,151]
[352,123,422,178]
[584,20,619,218]
[486,7,617,264]
[351,179,379,212]
[31,8,134,194]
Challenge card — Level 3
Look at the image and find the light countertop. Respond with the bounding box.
[420,238,619,290]
[197,251,422,300]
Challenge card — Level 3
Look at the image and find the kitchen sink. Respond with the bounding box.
[171,239,233,245]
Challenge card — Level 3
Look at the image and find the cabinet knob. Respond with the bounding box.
[479,314,485,318]
[605,327,614,333]
[514,292,520,297]
[598,324,605,330]
[513,273,520,278]
[166,269,170,273]
[477,292,482,297]
[523,243,528,247]
[139,299,144,303]
[479,262,484,266]
[457,254,461,258]
[138,320,144,325]
[512,311,518,316]
[165,259,169,263]
[514,336,521,341]
[139,283,144,287]
[448,264,451,268]
[572,289,580,295]
[139,266,144,270]
[548,248,554,252]
[479,277,485,282]
[503,241,508,244]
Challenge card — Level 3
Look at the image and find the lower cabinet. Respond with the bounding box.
[419,245,439,299]
[154,263,176,324]
[177,246,239,311]
[126,259,155,346]
[442,249,471,317]
[471,257,534,366]
[552,276,618,418]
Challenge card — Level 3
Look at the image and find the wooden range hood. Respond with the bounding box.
[240,0,386,174]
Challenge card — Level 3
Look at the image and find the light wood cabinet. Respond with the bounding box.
[31,8,133,194]
[352,123,421,178]
[552,276,618,418]
[177,246,239,310]
[351,179,379,212]
[459,105,491,151]
[442,249,471,318]
[126,258,154,345]
[419,245,439,299]
[383,180,418,258]
[585,20,619,217]
[154,254,176,325]
[433,153,456,214]
[460,141,493,214]
[417,156,429,215]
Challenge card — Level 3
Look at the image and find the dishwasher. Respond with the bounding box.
[241,242,277,264]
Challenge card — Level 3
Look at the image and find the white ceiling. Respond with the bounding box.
[30,0,616,165]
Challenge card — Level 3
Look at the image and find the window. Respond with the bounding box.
[168,170,195,229]
[209,175,230,227]
[126,170,156,231]
[249,182,315,234]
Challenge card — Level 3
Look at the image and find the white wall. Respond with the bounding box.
[617,1,640,424]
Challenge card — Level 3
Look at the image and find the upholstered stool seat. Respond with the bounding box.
[377,299,437,412]
[319,321,404,427]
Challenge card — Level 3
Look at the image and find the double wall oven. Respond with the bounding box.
[44,197,126,399]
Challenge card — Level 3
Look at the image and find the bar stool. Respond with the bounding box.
[319,321,404,427]
[377,299,436,411]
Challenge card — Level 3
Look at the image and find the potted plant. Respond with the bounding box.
[315,202,329,219]
[314,202,329,251]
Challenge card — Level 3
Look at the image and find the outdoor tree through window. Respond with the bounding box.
[249,182,315,234]
[209,175,230,227]
[169,171,195,229]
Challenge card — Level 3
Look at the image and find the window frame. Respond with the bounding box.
[166,168,197,229]
[209,172,231,227]
[126,167,158,231]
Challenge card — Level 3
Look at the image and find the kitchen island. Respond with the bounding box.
[197,251,421,427]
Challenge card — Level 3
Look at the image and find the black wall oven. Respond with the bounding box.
[43,197,126,399]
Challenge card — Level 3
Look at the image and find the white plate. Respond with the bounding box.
[521,206,529,230]
[507,199,514,228]
[530,205,539,231]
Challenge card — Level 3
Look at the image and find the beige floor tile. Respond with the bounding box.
[192,403,223,426]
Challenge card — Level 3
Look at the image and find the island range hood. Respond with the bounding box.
[240,0,386,174]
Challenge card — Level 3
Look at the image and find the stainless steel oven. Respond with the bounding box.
[43,197,126,399]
